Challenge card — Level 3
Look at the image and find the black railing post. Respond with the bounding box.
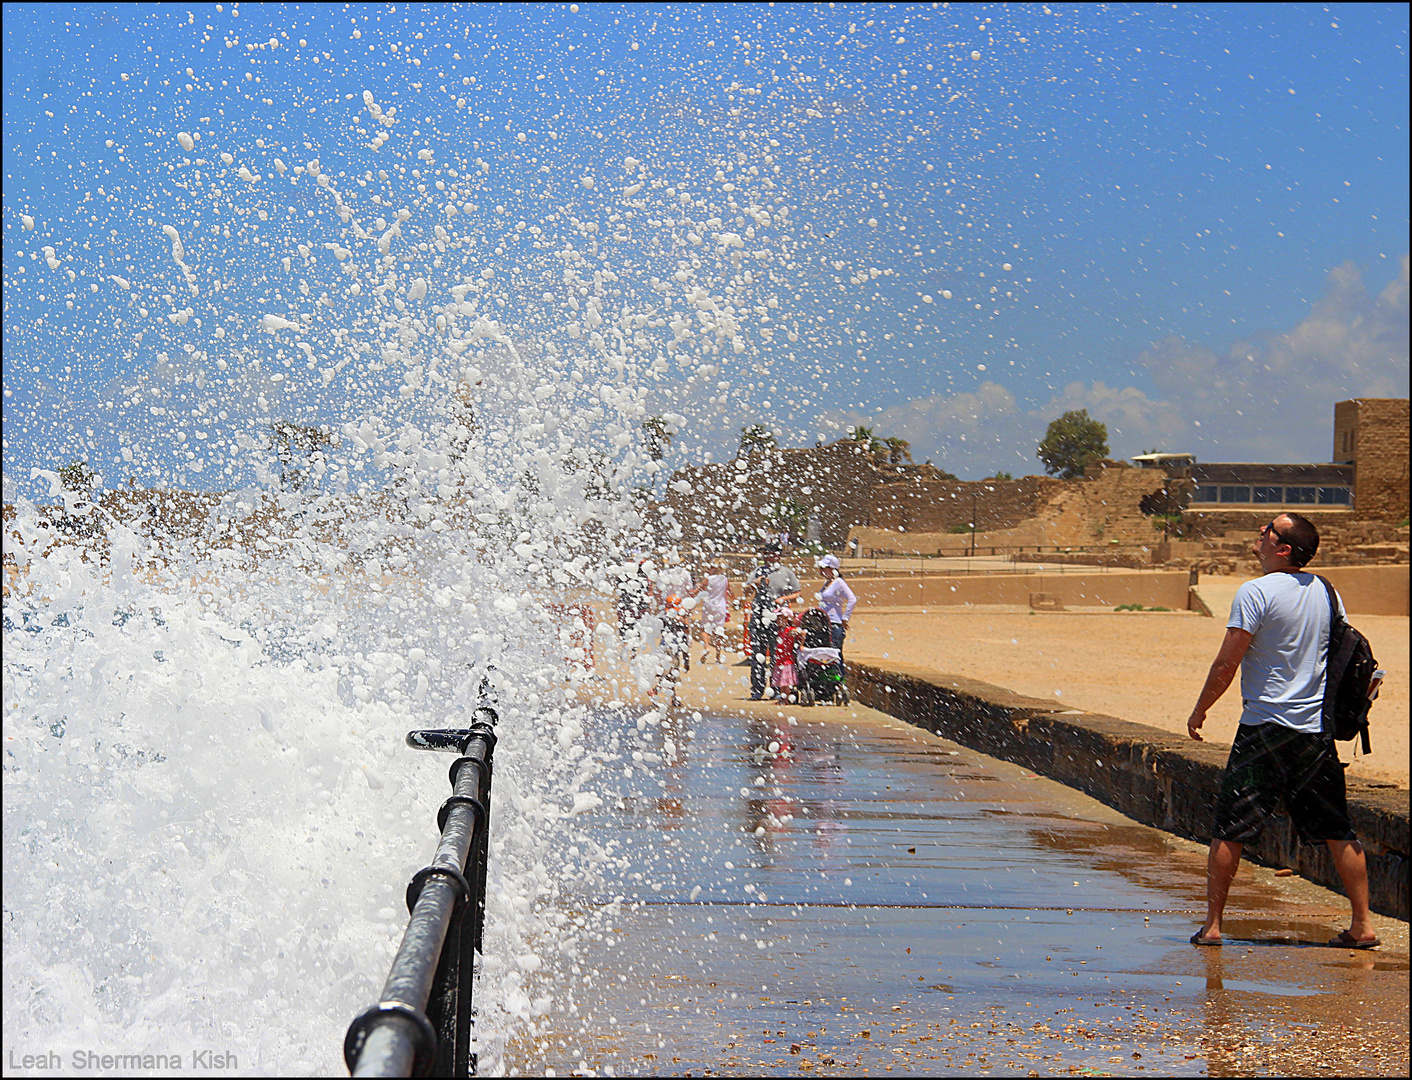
[345,691,499,1079]
[426,713,496,1075]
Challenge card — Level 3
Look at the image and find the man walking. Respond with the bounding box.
[1187,512,1378,948]
[745,542,801,700]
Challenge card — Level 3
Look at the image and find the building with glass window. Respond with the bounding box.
[1131,399,1407,519]
[1185,462,1353,509]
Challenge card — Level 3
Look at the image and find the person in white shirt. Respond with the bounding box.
[1186,512,1376,949]
[695,562,733,664]
[815,554,856,672]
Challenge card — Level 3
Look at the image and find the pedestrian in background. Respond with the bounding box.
[745,542,801,700]
[816,554,856,677]
[696,560,733,664]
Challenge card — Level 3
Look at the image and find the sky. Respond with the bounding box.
[3,3,1408,499]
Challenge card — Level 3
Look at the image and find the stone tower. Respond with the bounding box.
[1333,398,1410,522]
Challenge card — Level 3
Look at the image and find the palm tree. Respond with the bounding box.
[768,496,809,544]
[57,460,98,495]
[445,383,479,467]
[848,426,887,458]
[884,437,913,465]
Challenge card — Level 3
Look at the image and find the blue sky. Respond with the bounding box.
[3,3,1407,497]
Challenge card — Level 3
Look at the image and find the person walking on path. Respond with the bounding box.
[815,554,856,679]
[1186,512,1378,949]
[696,561,733,664]
[615,554,655,655]
[744,542,801,700]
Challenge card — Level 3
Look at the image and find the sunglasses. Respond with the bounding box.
[1261,521,1287,543]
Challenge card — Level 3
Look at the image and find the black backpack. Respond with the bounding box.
[1317,576,1380,754]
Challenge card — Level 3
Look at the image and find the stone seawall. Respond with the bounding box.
[844,570,1195,611]
[848,660,1409,920]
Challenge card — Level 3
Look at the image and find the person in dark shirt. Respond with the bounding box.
[743,542,801,700]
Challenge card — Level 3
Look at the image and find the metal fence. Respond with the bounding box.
[344,689,499,1078]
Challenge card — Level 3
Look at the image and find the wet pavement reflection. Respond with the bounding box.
[508,705,1407,1077]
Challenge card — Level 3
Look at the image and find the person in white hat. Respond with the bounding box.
[815,554,856,669]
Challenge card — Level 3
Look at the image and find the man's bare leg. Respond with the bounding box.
[1326,839,1377,942]
[1195,839,1244,942]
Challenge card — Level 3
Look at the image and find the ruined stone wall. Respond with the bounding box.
[1020,462,1170,546]
[664,441,884,546]
[669,451,1168,551]
[1333,399,1359,464]
[864,475,1061,533]
[1178,507,1355,539]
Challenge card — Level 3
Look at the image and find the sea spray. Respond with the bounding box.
[4,8,968,1075]
[3,478,636,1073]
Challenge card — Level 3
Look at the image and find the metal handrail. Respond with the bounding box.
[345,694,499,1078]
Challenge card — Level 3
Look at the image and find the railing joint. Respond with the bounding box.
[344,1001,437,1077]
[405,862,473,916]
[437,793,487,835]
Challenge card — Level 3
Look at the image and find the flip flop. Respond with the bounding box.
[1190,932,1222,946]
[1328,931,1380,949]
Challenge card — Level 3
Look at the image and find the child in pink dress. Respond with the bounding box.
[770,606,802,698]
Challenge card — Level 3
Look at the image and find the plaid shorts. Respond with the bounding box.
[1212,723,1356,845]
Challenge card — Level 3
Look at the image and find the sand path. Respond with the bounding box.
[626,571,1406,789]
[842,573,1407,788]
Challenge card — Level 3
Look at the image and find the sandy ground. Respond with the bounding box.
[840,573,1408,789]
[606,571,1406,788]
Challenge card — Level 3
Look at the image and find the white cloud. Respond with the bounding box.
[1138,256,1408,462]
[825,256,1409,477]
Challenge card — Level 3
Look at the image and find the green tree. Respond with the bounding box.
[51,461,99,535]
[990,470,1014,481]
[848,425,884,456]
[57,460,98,494]
[1037,410,1109,479]
[270,421,332,491]
[738,424,778,455]
[768,496,808,541]
[444,383,479,467]
[642,415,674,462]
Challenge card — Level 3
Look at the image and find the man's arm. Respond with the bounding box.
[1187,627,1253,741]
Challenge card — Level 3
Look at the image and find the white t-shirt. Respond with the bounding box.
[700,574,730,625]
[1227,571,1344,733]
[818,578,857,624]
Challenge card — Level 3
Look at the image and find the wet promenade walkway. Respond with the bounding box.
[510,690,1408,1077]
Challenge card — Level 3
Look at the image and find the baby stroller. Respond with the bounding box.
[796,607,849,706]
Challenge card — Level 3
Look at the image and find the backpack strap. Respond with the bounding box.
[1315,575,1372,755]
[1315,575,1339,739]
